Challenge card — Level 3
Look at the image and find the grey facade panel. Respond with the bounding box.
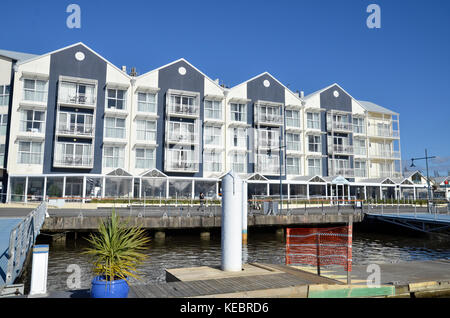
[320,85,352,113]
[43,44,107,174]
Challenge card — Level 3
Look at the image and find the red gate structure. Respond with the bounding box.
[286,219,353,284]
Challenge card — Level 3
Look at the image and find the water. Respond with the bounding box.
[33,228,450,292]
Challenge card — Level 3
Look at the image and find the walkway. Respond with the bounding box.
[0,218,23,287]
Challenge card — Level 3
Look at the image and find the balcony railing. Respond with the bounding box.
[354,147,367,156]
[166,160,199,172]
[367,127,399,138]
[256,113,283,126]
[257,155,280,175]
[329,168,354,177]
[328,121,353,132]
[369,150,401,159]
[56,123,95,137]
[167,104,199,118]
[53,155,93,168]
[328,144,353,155]
[58,94,96,107]
[167,132,198,144]
[379,171,402,178]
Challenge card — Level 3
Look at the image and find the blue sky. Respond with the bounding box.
[1,0,449,175]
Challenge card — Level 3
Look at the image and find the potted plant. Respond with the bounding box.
[84,210,150,298]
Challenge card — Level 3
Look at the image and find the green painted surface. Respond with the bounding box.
[308,286,395,298]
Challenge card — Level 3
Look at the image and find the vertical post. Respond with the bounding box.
[221,171,243,271]
[82,176,86,204]
[425,149,432,214]
[316,232,321,276]
[43,177,47,202]
[29,245,49,296]
[347,215,353,285]
[242,181,248,245]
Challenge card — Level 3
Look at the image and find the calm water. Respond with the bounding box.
[31,227,450,292]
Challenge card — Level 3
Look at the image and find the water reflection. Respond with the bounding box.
[38,230,450,292]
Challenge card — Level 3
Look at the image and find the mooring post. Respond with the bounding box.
[242,181,248,245]
[29,245,49,297]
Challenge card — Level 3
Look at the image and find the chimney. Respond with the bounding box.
[129,67,137,77]
[300,91,305,98]
[121,66,127,73]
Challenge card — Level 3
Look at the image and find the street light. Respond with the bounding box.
[410,149,436,213]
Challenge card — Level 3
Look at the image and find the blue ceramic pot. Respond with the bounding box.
[90,275,129,298]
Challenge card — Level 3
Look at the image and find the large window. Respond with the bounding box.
[136,120,157,141]
[308,135,321,153]
[169,94,197,115]
[24,79,47,102]
[205,100,222,120]
[58,111,93,135]
[230,127,247,148]
[0,85,10,106]
[353,117,365,134]
[107,89,127,110]
[135,148,156,169]
[204,151,222,172]
[0,114,8,136]
[20,110,45,133]
[18,141,42,164]
[168,121,196,143]
[103,146,124,168]
[204,125,222,146]
[287,157,300,175]
[137,92,157,113]
[55,142,92,167]
[0,144,5,167]
[105,117,126,139]
[354,138,366,156]
[259,129,279,148]
[308,158,321,176]
[286,133,301,151]
[258,105,281,124]
[307,112,320,129]
[286,109,300,128]
[355,160,367,177]
[230,103,246,122]
[230,152,246,173]
[59,81,95,105]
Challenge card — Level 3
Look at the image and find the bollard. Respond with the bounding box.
[221,171,243,272]
[29,245,49,297]
[242,181,248,245]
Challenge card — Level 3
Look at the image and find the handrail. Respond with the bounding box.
[5,202,47,286]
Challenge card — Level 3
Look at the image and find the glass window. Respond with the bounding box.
[286,109,300,128]
[204,125,222,146]
[18,141,42,164]
[169,121,196,143]
[60,81,95,105]
[308,135,321,153]
[230,103,246,122]
[204,100,222,120]
[230,152,246,173]
[58,111,93,135]
[308,158,321,176]
[103,146,124,168]
[54,142,92,167]
[286,133,300,151]
[0,85,10,106]
[137,92,157,113]
[230,127,247,148]
[20,110,45,133]
[135,148,156,169]
[23,79,47,102]
[204,151,222,172]
[105,117,126,139]
[0,114,8,136]
[287,157,300,175]
[136,120,157,141]
[0,144,5,168]
[353,117,365,134]
[355,160,367,177]
[107,89,127,110]
[307,112,320,129]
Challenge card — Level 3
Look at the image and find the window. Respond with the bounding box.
[353,117,365,134]
[169,121,196,143]
[286,110,300,128]
[287,157,300,175]
[55,142,92,167]
[230,152,246,173]
[0,85,10,106]
[205,100,222,120]
[307,112,320,129]
[308,158,321,176]
[107,89,126,110]
[169,94,197,115]
[0,144,5,167]
[204,125,222,146]
[204,151,222,172]
[18,141,42,164]
[258,154,279,174]
[286,133,300,151]
[258,105,281,123]
[103,146,124,168]
[308,135,321,153]
[354,138,366,156]
[20,110,45,133]
[24,79,47,102]
[136,120,156,141]
[135,148,156,169]
[0,114,8,136]
[168,148,197,170]
[60,81,95,105]
[105,117,126,139]
[355,160,367,177]
[137,92,157,113]
[259,129,280,149]
[230,103,246,122]
[58,112,93,135]
[230,127,247,148]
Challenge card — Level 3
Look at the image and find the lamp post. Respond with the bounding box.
[410,149,436,213]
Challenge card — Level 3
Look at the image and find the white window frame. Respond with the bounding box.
[0,114,8,136]
[355,160,367,177]
[103,146,125,168]
[18,141,42,164]
[204,100,222,120]
[107,88,127,110]
[204,125,222,147]
[230,103,246,122]
[137,92,157,113]
[259,129,280,149]
[60,81,96,105]
[307,112,320,129]
[308,158,321,176]
[285,109,300,128]
[105,117,126,139]
[0,85,10,106]
[230,152,246,173]
[353,117,365,134]
[23,79,48,103]
[204,151,222,172]
[135,148,156,169]
[230,127,247,148]
[308,135,321,153]
[55,142,93,167]
[286,132,301,151]
[57,111,93,135]
[286,157,300,175]
[136,119,157,141]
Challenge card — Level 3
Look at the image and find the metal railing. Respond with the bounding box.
[4,202,47,286]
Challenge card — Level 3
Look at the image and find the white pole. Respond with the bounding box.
[242,180,248,245]
[29,245,49,297]
[221,171,243,271]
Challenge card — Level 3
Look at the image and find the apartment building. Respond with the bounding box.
[0,42,429,202]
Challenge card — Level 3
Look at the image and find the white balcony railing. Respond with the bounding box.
[167,132,198,145]
[369,150,401,159]
[53,154,93,168]
[328,121,353,132]
[58,94,96,107]
[329,168,354,177]
[256,112,283,126]
[56,123,95,137]
[328,144,353,155]
[166,159,199,172]
[368,127,399,138]
[257,155,280,175]
[167,104,199,118]
[354,147,367,156]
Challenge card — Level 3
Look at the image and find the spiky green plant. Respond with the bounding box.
[83,210,150,283]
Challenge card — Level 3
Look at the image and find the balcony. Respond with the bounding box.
[256,155,280,175]
[58,94,96,108]
[167,131,198,145]
[327,121,353,133]
[329,167,354,178]
[255,112,283,126]
[354,147,367,156]
[167,104,199,118]
[328,144,353,155]
[56,123,95,138]
[165,149,199,172]
[165,159,199,172]
[369,150,401,160]
[53,154,93,169]
[367,127,399,139]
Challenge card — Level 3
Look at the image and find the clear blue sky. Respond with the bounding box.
[1,0,449,175]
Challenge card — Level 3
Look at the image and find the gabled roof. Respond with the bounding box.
[323,176,350,184]
[106,168,132,176]
[303,82,354,100]
[229,71,304,104]
[140,168,167,178]
[432,176,450,185]
[14,42,131,79]
[358,100,398,116]
[291,175,326,183]
[136,57,224,92]
[0,49,37,62]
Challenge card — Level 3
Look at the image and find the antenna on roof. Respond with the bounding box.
[129,67,137,77]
